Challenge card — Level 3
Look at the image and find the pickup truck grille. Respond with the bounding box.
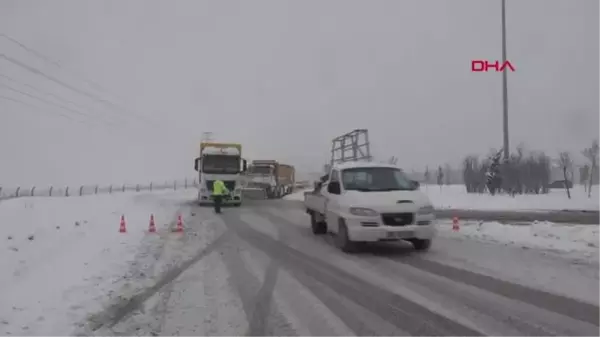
[381,213,414,227]
[206,180,236,191]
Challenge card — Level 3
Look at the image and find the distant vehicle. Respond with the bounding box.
[194,142,247,206]
[246,160,295,198]
[304,161,436,253]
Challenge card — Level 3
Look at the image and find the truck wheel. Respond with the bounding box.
[310,212,327,235]
[336,220,357,253]
[411,239,432,251]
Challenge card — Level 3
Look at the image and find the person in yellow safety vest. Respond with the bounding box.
[212,179,229,214]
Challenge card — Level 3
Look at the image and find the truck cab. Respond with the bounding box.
[194,142,247,206]
[304,161,436,253]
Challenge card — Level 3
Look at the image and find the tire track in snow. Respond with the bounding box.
[80,228,231,333]
[217,209,294,336]
[388,254,600,326]
[215,235,296,337]
[221,206,482,336]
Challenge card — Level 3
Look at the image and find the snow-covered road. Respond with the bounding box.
[1,192,598,336]
[87,198,598,336]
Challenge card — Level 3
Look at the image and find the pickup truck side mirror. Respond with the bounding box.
[194,157,200,171]
[409,180,420,190]
[327,181,341,194]
[314,181,321,191]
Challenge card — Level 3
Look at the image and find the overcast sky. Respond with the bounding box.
[0,0,598,187]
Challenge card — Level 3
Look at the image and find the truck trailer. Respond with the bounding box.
[246,160,295,199]
[193,142,247,206]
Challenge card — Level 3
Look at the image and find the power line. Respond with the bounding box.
[0,94,86,125]
[0,53,158,126]
[0,83,116,127]
[0,74,124,127]
[0,34,196,138]
[0,82,185,141]
[0,33,123,101]
[0,35,198,143]
[0,94,155,141]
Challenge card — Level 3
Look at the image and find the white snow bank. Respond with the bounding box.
[438,219,599,262]
[0,189,196,335]
[423,184,599,211]
[283,189,309,201]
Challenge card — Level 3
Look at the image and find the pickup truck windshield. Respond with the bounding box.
[202,155,240,174]
[341,167,415,191]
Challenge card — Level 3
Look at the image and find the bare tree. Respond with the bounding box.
[444,163,452,185]
[462,144,551,195]
[582,139,599,198]
[558,151,572,199]
[437,166,444,190]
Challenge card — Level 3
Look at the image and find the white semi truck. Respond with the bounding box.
[246,160,295,199]
[194,142,247,206]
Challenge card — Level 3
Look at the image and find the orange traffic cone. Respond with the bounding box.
[175,214,184,232]
[148,214,156,233]
[119,215,127,233]
[452,217,460,231]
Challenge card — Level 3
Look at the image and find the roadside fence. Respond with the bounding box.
[0,178,200,201]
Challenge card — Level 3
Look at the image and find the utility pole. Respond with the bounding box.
[501,0,510,161]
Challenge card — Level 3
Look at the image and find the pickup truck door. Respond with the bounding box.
[319,182,329,215]
[322,187,330,221]
[323,170,342,234]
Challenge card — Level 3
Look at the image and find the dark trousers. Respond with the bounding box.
[213,195,223,213]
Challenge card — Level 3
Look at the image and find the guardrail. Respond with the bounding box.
[0,178,199,201]
[0,178,315,202]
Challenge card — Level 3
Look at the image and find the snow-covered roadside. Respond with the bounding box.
[284,184,599,212]
[0,189,196,335]
[423,184,599,212]
[283,189,308,201]
[438,220,599,262]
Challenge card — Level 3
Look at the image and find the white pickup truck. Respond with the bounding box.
[304,162,436,253]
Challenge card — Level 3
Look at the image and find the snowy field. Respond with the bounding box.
[438,219,599,263]
[423,184,599,212]
[0,190,196,335]
[284,185,599,212]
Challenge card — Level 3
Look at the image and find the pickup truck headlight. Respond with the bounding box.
[349,207,378,216]
[418,205,435,215]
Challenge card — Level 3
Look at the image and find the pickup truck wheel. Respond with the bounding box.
[310,213,327,235]
[411,239,432,251]
[336,221,357,253]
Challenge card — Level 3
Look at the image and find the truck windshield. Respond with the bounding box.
[248,166,272,175]
[202,155,240,174]
[341,167,415,191]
